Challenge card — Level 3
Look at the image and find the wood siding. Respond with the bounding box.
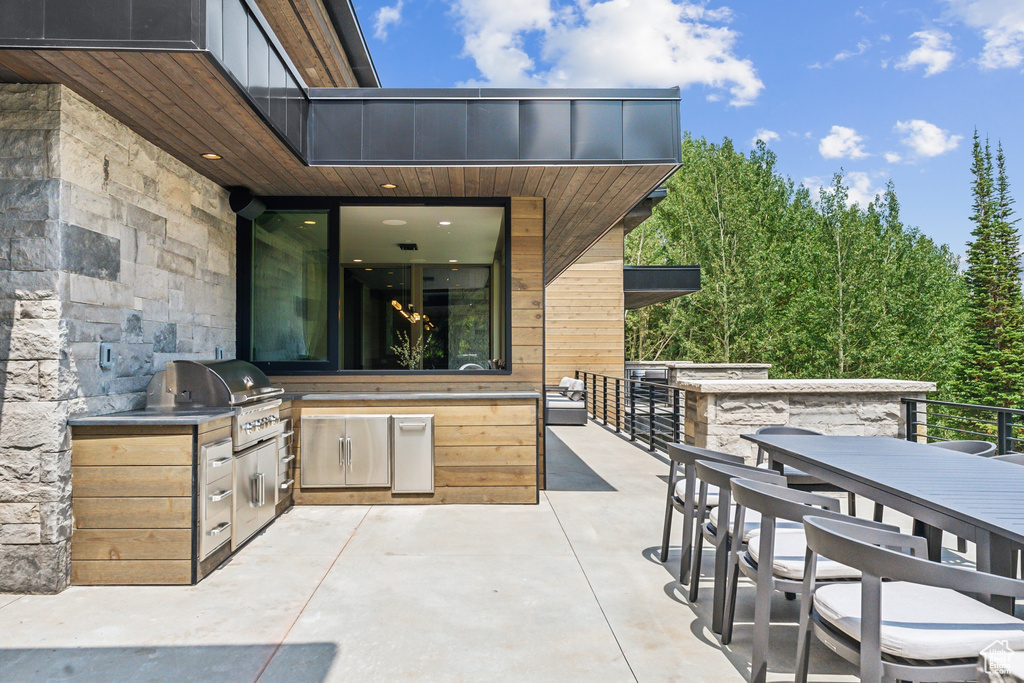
[252,0,359,87]
[293,398,540,505]
[69,419,230,585]
[545,222,625,386]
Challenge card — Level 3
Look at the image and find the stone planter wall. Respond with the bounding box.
[0,84,235,592]
[680,379,936,463]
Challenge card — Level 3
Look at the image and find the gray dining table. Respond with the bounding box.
[741,433,1024,612]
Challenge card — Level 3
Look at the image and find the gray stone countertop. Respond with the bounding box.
[296,391,542,401]
[69,407,235,426]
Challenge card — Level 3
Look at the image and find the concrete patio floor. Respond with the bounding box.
[0,422,968,682]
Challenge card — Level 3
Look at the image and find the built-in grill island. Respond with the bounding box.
[68,360,295,586]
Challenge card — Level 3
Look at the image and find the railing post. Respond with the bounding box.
[998,410,1011,455]
[614,379,621,433]
[602,376,608,425]
[905,398,917,443]
[648,384,656,452]
[629,380,636,442]
[672,388,681,444]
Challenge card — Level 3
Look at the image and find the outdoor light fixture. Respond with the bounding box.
[380,183,397,189]
[201,153,222,160]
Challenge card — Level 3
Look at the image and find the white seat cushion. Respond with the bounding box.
[546,395,585,409]
[814,581,1024,660]
[746,528,859,580]
[674,479,719,508]
[709,506,801,541]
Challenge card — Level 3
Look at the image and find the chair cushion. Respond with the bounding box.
[746,528,859,580]
[709,506,802,541]
[675,479,719,508]
[546,395,585,409]
[813,581,1024,660]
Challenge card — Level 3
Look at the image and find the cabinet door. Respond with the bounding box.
[300,416,347,488]
[392,415,434,493]
[232,449,259,550]
[345,416,390,487]
[256,441,278,526]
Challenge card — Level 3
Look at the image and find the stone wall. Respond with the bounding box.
[625,361,772,383]
[681,379,936,463]
[0,84,235,592]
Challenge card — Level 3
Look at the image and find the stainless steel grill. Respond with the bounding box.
[146,359,285,451]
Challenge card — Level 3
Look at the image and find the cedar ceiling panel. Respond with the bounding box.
[251,0,357,87]
[0,48,674,281]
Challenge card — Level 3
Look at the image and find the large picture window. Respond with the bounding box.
[240,200,510,375]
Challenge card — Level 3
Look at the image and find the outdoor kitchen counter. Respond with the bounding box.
[293,391,542,401]
[69,407,235,426]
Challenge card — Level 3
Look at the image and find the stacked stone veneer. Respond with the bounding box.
[0,84,235,592]
[625,361,772,382]
[681,379,936,463]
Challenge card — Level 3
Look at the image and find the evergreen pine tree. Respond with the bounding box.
[951,132,1024,407]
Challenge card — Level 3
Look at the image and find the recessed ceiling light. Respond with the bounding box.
[439,221,451,226]
[448,259,458,263]
[410,258,426,263]
[387,284,393,288]
[365,268,373,271]
[304,220,316,225]
[201,153,222,160]
[382,219,407,226]
[353,259,362,263]
[380,183,397,190]
[452,268,458,271]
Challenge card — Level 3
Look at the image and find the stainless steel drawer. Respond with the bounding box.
[205,478,234,519]
[200,508,231,559]
[204,439,234,480]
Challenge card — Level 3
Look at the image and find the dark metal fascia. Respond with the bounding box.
[309,87,681,101]
[320,0,381,87]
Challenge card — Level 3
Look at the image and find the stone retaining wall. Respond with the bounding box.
[0,84,235,592]
[625,361,772,382]
[680,379,936,463]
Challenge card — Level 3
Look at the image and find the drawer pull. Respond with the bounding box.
[209,456,232,468]
[209,521,231,536]
[280,454,296,464]
[279,431,295,439]
[399,422,427,431]
[209,489,232,502]
[280,479,295,491]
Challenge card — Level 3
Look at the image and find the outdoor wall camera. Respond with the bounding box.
[229,187,266,220]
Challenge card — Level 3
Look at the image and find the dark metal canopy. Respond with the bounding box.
[624,265,701,309]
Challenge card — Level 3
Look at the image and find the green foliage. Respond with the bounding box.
[626,134,967,389]
[949,133,1024,407]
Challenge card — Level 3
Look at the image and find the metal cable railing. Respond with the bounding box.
[902,397,1024,454]
[576,371,682,453]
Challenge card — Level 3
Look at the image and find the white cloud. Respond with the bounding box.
[845,172,884,207]
[896,29,955,75]
[819,125,869,160]
[374,0,404,40]
[895,119,963,157]
[884,151,903,163]
[835,39,871,61]
[451,0,764,106]
[751,128,779,146]
[946,0,1024,68]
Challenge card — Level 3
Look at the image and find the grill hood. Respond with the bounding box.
[147,359,283,408]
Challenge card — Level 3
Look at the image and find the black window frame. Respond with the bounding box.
[237,196,513,376]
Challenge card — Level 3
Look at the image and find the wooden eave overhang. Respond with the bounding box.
[0,0,681,282]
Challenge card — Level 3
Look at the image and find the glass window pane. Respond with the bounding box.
[342,266,413,369]
[251,211,329,362]
[423,266,491,370]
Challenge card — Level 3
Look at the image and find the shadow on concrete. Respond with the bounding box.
[544,429,616,492]
[0,643,337,683]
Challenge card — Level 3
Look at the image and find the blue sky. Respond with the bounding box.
[356,0,1024,257]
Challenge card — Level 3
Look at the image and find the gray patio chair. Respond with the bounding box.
[754,425,859,516]
[722,479,900,683]
[690,460,788,635]
[795,515,1024,683]
[661,444,744,585]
